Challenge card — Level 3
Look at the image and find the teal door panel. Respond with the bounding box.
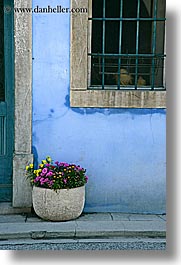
[0,0,14,201]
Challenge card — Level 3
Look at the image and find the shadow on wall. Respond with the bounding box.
[64,94,166,116]
[32,145,38,168]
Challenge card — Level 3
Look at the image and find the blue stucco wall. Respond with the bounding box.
[32,0,166,213]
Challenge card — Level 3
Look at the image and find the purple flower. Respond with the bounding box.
[49,180,53,186]
[61,162,69,167]
[42,168,48,174]
[85,176,88,182]
[63,178,67,184]
[55,161,59,165]
[76,166,83,171]
[46,171,53,177]
[34,176,41,182]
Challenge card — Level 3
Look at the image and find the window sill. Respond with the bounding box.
[70,89,166,108]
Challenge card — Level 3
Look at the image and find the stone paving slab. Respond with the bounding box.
[111,213,165,221]
[110,213,130,221]
[122,220,166,231]
[76,213,112,221]
[75,221,125,238]
[0,214,26,223]
[0,203,31,215]
[128,214,164,221]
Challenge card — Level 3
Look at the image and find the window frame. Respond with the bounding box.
[70,0,166,108]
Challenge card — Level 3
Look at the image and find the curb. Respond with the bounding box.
[0,230,166,240]
[0,222,166,240]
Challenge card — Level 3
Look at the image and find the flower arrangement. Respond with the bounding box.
[26,156,88,190]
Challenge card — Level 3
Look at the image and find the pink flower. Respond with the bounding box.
[34,176,41,182]
[76,166,83,171]
[63,179,67,184]
[42,168,48,174]
[49,180,53,186]
[44,178,49,183]
[46,171,53,177]
[61,162,69,167]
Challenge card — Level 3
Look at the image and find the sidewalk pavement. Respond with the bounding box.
[0,212,166,241]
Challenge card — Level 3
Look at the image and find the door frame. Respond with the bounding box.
[12,0,33,208]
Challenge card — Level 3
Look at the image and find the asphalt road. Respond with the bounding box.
[0,238,166,250]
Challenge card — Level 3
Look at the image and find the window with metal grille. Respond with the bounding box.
[88,0,166,90]
[70,0,166,108]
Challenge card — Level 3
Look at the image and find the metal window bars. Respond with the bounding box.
[89,0,166,90]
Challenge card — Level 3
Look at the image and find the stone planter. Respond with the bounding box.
[32,186,85,221]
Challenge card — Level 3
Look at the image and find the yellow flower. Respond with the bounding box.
[42,160,46,164]
[29,164,33,168]
[26,166,29,170]
[39,164,43,168]
[46,156,52,162]
[34,170,37,174]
